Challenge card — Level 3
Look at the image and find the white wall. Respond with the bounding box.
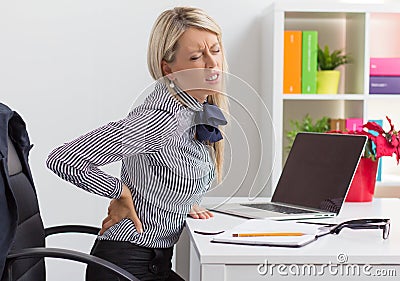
[0,0,274,280]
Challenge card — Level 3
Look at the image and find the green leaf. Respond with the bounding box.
[285,114,330,151]
[317,45,351,70]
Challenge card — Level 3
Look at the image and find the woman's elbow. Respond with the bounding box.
[46,148,63,173]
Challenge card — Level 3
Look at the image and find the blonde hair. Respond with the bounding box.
[147,7,228,183]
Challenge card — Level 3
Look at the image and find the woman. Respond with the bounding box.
[47,6,228,281]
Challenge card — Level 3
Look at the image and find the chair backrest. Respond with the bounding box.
[2,137,46,281]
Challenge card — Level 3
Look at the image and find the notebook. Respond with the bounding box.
[207,133,367,220]
[211,219,330,247]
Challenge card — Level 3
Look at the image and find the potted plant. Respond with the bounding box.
[330,116,400,202]
[317,45,351,94]
[286,114,330,151]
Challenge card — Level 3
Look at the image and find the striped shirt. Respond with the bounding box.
[46,81,215,248]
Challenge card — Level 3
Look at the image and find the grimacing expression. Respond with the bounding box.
[162,27,223,100]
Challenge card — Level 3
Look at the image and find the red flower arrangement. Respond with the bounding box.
[362,117,399,164]
[331,116,400,164]
[330,116,399,202]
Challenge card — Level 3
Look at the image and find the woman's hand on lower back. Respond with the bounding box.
[100,184,143,235]
[189,204,214,219]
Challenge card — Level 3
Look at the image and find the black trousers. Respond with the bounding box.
[86,240,184,281]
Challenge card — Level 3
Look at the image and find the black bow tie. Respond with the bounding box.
[194,102,227,144]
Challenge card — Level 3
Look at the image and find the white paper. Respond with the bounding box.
[211,219,328,247]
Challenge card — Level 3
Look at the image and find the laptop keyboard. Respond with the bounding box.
[240,203,317,214]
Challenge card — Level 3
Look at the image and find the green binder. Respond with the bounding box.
[302,31,318,94]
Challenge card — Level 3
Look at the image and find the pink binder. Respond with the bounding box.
[370,58,400,76]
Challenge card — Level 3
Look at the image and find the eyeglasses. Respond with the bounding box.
[329,218,391,240]
[196,218,391,239]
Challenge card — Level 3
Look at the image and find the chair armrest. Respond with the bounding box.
[45,225,100,237]
[6,247,139,281]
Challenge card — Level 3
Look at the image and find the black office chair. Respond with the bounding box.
[1,112,139,280]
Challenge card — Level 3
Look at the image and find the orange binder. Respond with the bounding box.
[283,31,302,94]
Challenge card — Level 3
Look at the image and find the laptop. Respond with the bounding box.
[208,132,367,220]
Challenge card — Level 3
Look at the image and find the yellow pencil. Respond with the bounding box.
[232,232,305,237]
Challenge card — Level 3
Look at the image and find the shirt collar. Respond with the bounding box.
[173,85,204,112]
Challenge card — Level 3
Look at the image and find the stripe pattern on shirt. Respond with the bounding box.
[47,81,215,248]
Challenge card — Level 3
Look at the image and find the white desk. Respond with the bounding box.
[186,198,400,280]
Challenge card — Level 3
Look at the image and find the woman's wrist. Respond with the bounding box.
[120,184,131,199]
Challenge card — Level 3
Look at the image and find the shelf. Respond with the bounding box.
[261,0,400,193]
[376,182,400,188]
[376,175,400,188]
[286,12,355,20]
[368,94,400,100]
[282,94,365,100]
[282,94,400,101]
[274,0,400,13]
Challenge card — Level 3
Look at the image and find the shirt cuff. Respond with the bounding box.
[110,180,123,199]
[193,194,203,206]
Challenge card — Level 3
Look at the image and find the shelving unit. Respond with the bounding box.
[261,0,400,194]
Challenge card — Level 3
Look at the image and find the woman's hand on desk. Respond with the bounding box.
[100,184,143,235]
[189,204,214,219]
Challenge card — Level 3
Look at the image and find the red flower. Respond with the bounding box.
[330,116,400,165]
[363,121,385,134]
[392,134,399,147]
[374,135,395,159]
[387,116,395,134]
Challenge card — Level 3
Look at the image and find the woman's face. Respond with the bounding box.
[162,27,223,102]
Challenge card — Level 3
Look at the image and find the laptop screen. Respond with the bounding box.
[271,133,367,214]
